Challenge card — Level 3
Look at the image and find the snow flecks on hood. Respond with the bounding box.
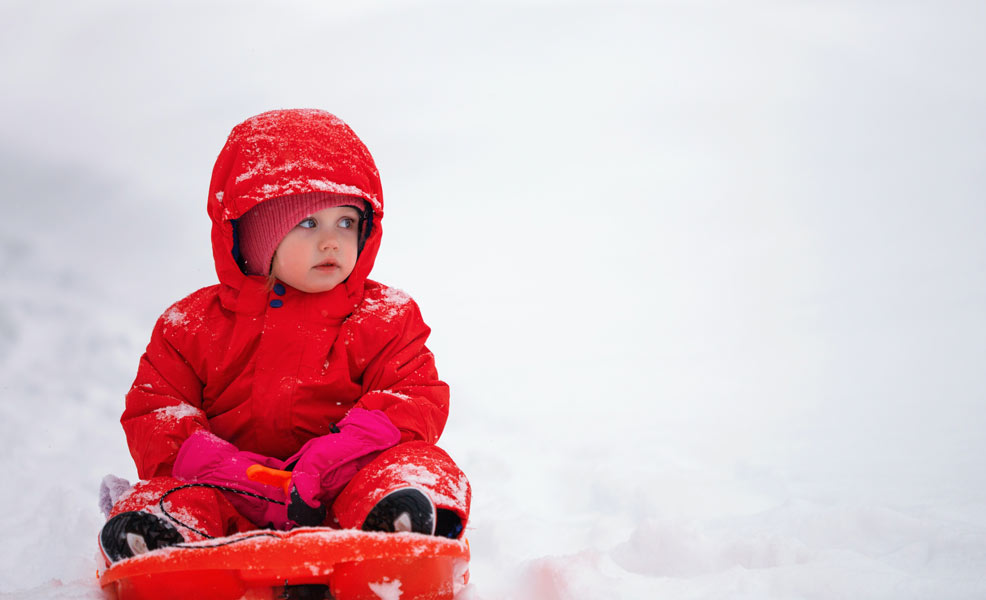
[247,179,374,205]
[241,108,346,134]
[307,179,372,199]
[233,155,273,184]
[152,403,205,425]
[368,578,403,600]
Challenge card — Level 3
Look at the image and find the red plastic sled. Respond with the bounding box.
[98,527,470,600]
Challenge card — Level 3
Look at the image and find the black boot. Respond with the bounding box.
[100,511,184,562]
[435,508,464,539]
[361,488,436,535]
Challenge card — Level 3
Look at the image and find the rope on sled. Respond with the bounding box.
[158,483,284,545]
[174,530,281,550]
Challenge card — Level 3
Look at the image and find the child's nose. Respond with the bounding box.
[319,231,340,250]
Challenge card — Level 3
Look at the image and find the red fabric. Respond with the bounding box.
[120,109,451,481]
[107,442,471,547]
[332,442,471,535]
[107,478,255,543]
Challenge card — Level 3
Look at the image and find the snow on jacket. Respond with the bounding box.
[121,109,449,479]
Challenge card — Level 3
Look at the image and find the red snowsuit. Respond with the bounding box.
[108,110,470,540]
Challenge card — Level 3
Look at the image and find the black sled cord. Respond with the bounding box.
[158,483,284,548]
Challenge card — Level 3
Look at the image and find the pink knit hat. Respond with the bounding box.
[237,192,367,276]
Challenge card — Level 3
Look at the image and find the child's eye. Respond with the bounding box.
[339,217,357,229]
[298,217,317,229]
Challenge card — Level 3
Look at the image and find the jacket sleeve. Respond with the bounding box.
[354,297,450,444]
[121,307,210,479]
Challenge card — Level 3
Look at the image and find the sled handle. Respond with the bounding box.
[246,465,293,496]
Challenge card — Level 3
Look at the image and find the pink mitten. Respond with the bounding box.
[172,430,291,529]
[287,408,400,515]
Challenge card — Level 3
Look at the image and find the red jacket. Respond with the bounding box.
[122,110,449,479]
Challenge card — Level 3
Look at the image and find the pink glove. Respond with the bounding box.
[286,408,401,517]
[172,430,291,529]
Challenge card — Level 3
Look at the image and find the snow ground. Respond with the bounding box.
[1,1,985,598]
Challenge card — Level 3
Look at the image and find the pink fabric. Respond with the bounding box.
[101,442,471,561]
[172,430,292,529]
[287,408,400,510]
[237,192,366,275]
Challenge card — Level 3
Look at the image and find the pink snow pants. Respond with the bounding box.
[107,442,471,543]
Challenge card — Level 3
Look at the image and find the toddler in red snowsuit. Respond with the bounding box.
[98,109,471,563]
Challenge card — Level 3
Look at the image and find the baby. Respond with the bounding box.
[98,109,470,562]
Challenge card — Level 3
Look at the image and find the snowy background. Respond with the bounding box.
[2,0,985,598]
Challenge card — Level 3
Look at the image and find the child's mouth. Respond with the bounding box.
[314,262,338,271]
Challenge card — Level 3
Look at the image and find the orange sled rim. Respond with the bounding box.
[98,527,470,600]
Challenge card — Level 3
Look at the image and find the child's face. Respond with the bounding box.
[271,205,361,293]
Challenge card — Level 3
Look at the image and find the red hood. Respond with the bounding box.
[206,109,384,316]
